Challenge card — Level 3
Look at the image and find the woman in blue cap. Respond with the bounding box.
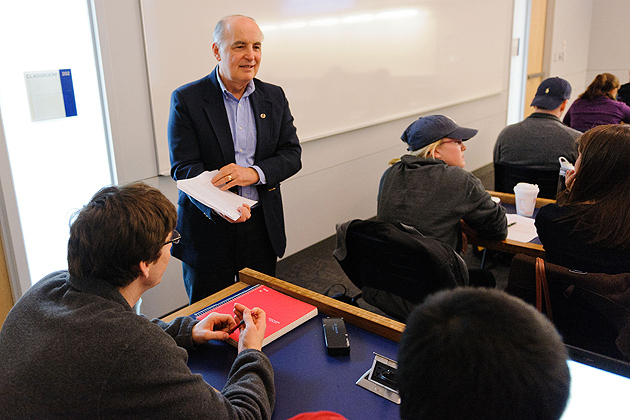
[377,115,507,255]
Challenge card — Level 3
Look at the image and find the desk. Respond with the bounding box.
[465,190,554,259]
[163,269,405,419]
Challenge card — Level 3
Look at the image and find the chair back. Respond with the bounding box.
[494,162,560,199]
[506,254,630,361]
[334,219,468,321]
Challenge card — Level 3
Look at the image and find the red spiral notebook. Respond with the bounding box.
[191,284,318,347]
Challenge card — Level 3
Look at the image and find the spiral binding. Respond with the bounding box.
[191,284,259,319]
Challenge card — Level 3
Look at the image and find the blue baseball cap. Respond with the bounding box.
[531,77,572,110]
[401,115,478,151]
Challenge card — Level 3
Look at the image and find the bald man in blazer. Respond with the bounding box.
[168,15,302,303]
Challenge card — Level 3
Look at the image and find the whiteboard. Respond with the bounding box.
[140,0,513,174]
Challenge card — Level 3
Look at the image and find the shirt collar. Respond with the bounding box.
[529,112,562,122]
[216,68,256,101]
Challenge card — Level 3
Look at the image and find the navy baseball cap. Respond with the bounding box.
[531,77,572,110]
[401,115,478,151]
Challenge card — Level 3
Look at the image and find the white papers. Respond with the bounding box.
[506,214,538,243]
[177,171,257,221]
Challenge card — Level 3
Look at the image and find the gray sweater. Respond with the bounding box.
[0,271,275,420]
[377,156,507,252]
[493,112,580,169]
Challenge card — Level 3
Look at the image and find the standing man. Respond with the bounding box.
[169,15,302,303]
[494,77,580,169]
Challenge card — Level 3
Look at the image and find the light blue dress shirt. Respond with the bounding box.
[217,73,266,203]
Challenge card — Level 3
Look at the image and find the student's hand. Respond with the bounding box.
[233,303,267,353]
[212,163,260,190]
[565,169,577,190]
[192,312,238,344]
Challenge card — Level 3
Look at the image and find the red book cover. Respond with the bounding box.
[193,284,318,347]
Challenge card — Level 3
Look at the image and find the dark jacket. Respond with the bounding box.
[536,203,630,274]
[334,219,469,321]
[493,112,580,169]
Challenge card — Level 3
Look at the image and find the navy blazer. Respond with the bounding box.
[168,68,302,269]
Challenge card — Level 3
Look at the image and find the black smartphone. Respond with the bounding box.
[322,317,350,356]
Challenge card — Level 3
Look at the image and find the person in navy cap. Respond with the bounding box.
[377,115,507,258]
[494,77,580,170]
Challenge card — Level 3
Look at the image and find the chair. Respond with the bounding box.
[333,219,469,322]
[494,162,561,199]
[506,254,630,361]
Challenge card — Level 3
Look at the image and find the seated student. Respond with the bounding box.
[494,77,580,169]
[0,183,274,420]
[563,73,630,132]
[397,288,571,420]
[378,115,507,254]
[536,124,630,274]
[617,70,630,107]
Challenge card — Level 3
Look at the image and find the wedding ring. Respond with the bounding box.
[227,175,233,182]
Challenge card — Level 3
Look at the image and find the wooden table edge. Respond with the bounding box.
[486,190,556,208]
[161,269,405,343]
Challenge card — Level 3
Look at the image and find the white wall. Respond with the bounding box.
[585,0,630,84]
[93,0,187,318]
[92,0,157,184]
[546,0,594,104]
[546,0,629,113]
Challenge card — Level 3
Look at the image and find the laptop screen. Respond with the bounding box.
[561,346,630,419]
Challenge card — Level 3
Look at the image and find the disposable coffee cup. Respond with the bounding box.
[513,182,539,217]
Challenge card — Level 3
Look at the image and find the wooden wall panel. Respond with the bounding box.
[0,231,14,327]
[524,0,548,118]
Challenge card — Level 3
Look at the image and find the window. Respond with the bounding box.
[0,1,112,290]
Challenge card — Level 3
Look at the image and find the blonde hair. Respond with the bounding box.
[388,139,443,165]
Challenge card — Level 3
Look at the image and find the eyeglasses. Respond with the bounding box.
[164,230,181,246]
[441,139,464,146]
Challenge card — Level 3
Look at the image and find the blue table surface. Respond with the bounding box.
[188,313,400,419]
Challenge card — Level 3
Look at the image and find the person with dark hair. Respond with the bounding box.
[169,15,302,304]
[536,124,630,274]
[563,73,630,132]
[397,287,571,420]
[378,115,507,254]
[617,70,630,107]
[494,77,580,169]
[0,183,275,420]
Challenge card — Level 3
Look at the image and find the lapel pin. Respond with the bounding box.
[260,113,266,119]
